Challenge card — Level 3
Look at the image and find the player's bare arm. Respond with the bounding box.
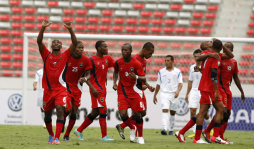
[185,81,193,103]
[153,84,160,104]
[63,21,78,55]
[221,45,234,60]
[37,19,52,52]
[233,73,245,103]
[175,83,183,98]
[145,82,155,92]
[33,82,37,91]
[129,72,146,82]
[113,70,118,91]
[196,53,220,61]
[79,70,91,83]
[86,80,99,98]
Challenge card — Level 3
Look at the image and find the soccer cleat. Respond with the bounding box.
[175,131,186,143]
[43,124,46,129]
[48,135,54,144]
[168,131,174,135]
[223,138,233,144]
[187,133,195,138]
[130,126,136,142]
[136,137,145,144]
[193,138,209,144]
[101,136,114,141]
[211,136,229,144]
[202,131,211,143]
[74,129,83,140]
[54,138,60,145]
[63,136,70,141]
[116,124,125,140]
[161,129,167,135]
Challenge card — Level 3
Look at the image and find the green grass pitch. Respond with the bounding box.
[0,125,253,149]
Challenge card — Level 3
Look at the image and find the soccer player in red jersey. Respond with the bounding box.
[116,42,155,139]
[74,41,115,141]
[37,20,78,144]
[175,39,228,144]
[113,43,147,144]
[62,41,92,141]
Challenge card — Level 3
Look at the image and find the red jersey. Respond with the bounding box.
[89,55,115,94]
[40,45,71,91]
[198,53,220,92]
[114,57,145,98]
[220,58,238,93]
[66,55,92,94]
[134,54,147,74]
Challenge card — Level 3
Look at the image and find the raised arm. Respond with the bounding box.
[63,22,78,56]
[37,20,52,52]
[197,53,220,61]
[221,45,234,60]
[233,73,245,103]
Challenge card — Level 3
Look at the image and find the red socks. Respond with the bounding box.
[120,115,136,129]
[64,115,76,137]
[136,118,143,137]
[77,114,94,133]
[219,119,225,139]
[121,116,135,130]
[213,123,221,137]
[194,125,203,140]
[45,119,54,136]
[99,114,107,138]
[205,117,214,133]
[55,120,64,139]
[179,117,196,135]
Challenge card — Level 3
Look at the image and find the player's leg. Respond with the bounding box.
[99,106,114,141]
[63,103,78,141]
[222,93,233,144]
[169,110,176,135]
[40,108,45,128]
[44,109,54,144]
[161,93,170,135]
[62,94,73,133]
[188,89,198,134]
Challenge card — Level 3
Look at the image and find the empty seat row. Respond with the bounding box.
[0,54,38,60]
[0,70,36,77]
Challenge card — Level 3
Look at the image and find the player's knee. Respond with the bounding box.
[70,114,76,120]
[56,107,64,118]
[44,117,52,124]
[170,110,176,116]
[141,110,146,117]
[162,109,168,113]
[134,112,142,120]
[91,108,100,117]
[99,107,107,115]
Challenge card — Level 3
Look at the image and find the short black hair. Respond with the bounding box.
[193,49,202,55]
[95,40,105,51]
[142,42,154,50]
[123,43,132,51]
[166,55,174,61]
[213,39,222,51]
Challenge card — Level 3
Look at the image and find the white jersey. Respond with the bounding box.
[34,68,44,94]
[156,67,183,93]
[189,64,202,90]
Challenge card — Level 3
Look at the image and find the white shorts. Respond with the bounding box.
[37,92,43,108]
[160,92,178,111]
[188,89,201,108]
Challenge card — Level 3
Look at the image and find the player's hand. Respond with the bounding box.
[194,66,201,72]
[241,93,245,103]
[33,87,37,91]
[63,21,72,29]
[214,92,219,101]
[148,86,155,92]
[91,88,99,98]
[42,19,52,28]
[79,77,87,83]
[174,91,179,98]
[185,96,189,103]
[113,83,118,91]
[129,72,136,79]
[142,85,147,90]
[153,96,157,104]
[208,53,220,59]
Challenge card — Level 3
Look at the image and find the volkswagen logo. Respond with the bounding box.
[176,98,189,116]
[8,94,22,111]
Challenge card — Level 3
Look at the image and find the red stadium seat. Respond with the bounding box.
[184,0,195,3]
[171,43,182,48]
[248,77,254,83]
[12,7,23,13]
[207,5,218,11]
[248,22,254,27]
[11,30,22,36]
[50,24,61,30]
[29,71,36,77]
[251,14,254,19]
[24,23,35,29]
[191,20,202,26]
[200,28,212,34]
[28,55,37,60]
[154,11,165,17]
[175,27,187,33]
[48,1,58,7]
[179,67,189,73]
[0,15,10,20]
[141,11,152,17]
[13,62,23,68]
[63,17,73,22]
[126,26,137,32]
[171,4,182,10]
[154,58,164,64]
[84,2,95,8]
[0,30,10,36]
[238,69,248,75]
[247,29,254,35]
[99,25,110,31]
[25,8,36,13]
[203,20,214,26]
[112,26,124,32]
[250,69,254,75]
[241,54,252,59]
[132,41,143,47]
[139,19,150,24]
[10,0,21,5]
[12,15,23,21]
[114,18,125,24]
[76,10,88,15]
[2,70,14,77]
[180,59,192,65]
[239,61,251,66]
[243,44,254,50]
[14,46,23,52]
[157,42,169,48]
[87,25,98,31]
[1,38,12,44]
[88,17,100,23]
[63,9,74,15]
[151,27,162,33]
[184,43,195,49]
[127,18,138,24]
[13,38,23,44]
[107,41,117,47]
[25,15,36,21]
[148,74,158,81]
[102,10,113,16]
[163,27,174,33]
[75,24,86,30]
[133,3,144,9]
[138,26,149,32]
[152,19,163,25]
[1,54,12,60]
[1,46,12,52]
[76,17,86,23]
[28,63,38,68]
[192,12,204,18]
[206,13,217,18]
[152,66,164,72]
[165,19,176,25]
[13,54,23,60]
[37,16,49,21]
[1,62,12,67]
[15,70,22,77]
[101,18,112,23]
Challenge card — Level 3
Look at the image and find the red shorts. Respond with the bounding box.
[66,92,82,108]
[42,89,67,111]
[118,93,145,112]
[219,89,227,107]
[226,92,232,110]
[142,91,147,109]
[200,91,222,105]
[91,92,107,109]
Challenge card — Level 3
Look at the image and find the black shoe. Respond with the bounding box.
[161,129,167,135]
[61,122,65,133]
[116,124,125,140]
[63,136,70,141]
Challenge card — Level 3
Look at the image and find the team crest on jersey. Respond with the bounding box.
[100,97,104,102]
[130,67,134,72]
[217,61,221,66]
[79,63,83,67]
[232,63,234,67]
[118,102,120,107]
[60,56,62,59]
[105,60,108,64]
[224,98,227,103]
[43,102,46,107]
[143,67,146,71]
[227,66,231,71]
[97,62,100,65]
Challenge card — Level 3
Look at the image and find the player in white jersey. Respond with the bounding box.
[33,68,45,128]
[185,49,211,137]
[153,55,183,135]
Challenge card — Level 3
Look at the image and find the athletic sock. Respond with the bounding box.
[122,116,135,130]
[64,115,76,137]
[120,115,134,129]
[162,113,168,131]
[131,115,136,128]
[192,124,196,133]
[205,117,211,125]
[136,118,143,137]
[194,125,203,140]
[205,117,214,133]
[41,112,45,123]
[45,118,54,136]
[213,123,221,138]
[223,119,228,136]
[55,119,64,139]
[219,119,225,139]
[179,117,196,135]
[169,115,175,131]
[77,114,95,133]
[99,114,107,138]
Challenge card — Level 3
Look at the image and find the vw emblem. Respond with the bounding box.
[8,94,22,111]
[176,98,189,116]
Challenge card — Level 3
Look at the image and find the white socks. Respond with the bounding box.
[192,124,196,133]
[205,118,211,125]
[162,112,168,131]
[169,115,175,131]
[41,112,45,123]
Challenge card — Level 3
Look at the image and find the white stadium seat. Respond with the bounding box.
[120,3,132,9]
[71,2,83,7]
[209,0,221,4]
[166,12,179,18]
[158,4,169,9]
[22,1,34,6]
[58,1,70,7]
[0,0,8,5]
[38,8,49,14]
[51,8,62,14]
[196,0,208,3]
[49,16,62,22]
[182,5,194,10]
[0,7,10,13]
[88,9,101,15]
[34,1,46,6]
[172,0,184,2]
[145,4,157,9]
[108,3,120,8]
[128,10,140,17]
[178,19,190,25]
[179,12,191,18]
[115,10,127,16]
[195,5,207,11]
[96,2,107,8]
[0,22,11,28]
